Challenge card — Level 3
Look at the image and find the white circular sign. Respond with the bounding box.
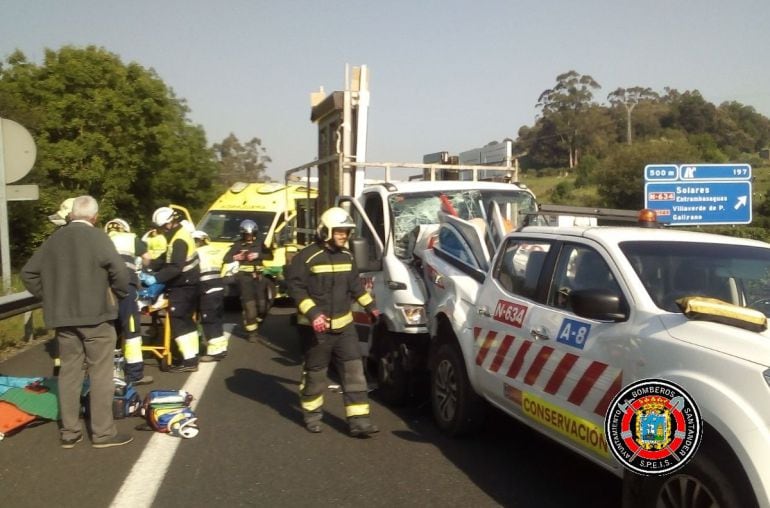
[1,118,37,184]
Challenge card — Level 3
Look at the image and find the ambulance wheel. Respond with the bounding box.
[430,341,485,436]
[622,450,756,508]
[376,331,409,406]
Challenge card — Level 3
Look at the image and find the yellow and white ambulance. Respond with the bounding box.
[196,181,318,300]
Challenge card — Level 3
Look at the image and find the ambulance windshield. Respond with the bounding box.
[197,210,276,243]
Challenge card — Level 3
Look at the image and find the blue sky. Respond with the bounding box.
[2,0,768,180]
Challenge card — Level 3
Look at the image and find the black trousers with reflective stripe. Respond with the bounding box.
[198,282,224,342]
[299,323,369,422]
[167,284,198,363]
[116,283,144,381]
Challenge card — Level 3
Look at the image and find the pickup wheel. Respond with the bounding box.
[430,342,485,436]
[622,450,756,508]
[375,331,409,406]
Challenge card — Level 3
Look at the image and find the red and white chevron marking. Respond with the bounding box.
[473,327,622,417]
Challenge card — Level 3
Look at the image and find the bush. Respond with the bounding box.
[575,155,599,187]
[597,138,700,209]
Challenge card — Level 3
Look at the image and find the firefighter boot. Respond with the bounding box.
[242,300,260,342]
[304,410,323,433]
[348,416,379,438]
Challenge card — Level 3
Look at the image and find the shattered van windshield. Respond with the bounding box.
[389,189,536,259]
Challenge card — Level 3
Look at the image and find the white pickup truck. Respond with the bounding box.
[420,210,770,508]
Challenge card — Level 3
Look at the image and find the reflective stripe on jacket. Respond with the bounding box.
[167,227,199,273]
[287,242,374,331]
[197,245,222,282]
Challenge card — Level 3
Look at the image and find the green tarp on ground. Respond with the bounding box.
[0,378,59,420]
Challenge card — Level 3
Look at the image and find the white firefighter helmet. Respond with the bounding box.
[191,230,209,243]
[104,218,131,233]
[152,206,175,227]
[317,207,355,241]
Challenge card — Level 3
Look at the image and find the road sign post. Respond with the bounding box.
[644,164,752,226]
[0,118,38,293]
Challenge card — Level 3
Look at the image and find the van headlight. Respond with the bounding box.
[398,304,426,326]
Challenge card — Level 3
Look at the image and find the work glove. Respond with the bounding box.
[139,272,157,287]
[312,314,329,333]
[232,251,246,261]
[246,252,259,261]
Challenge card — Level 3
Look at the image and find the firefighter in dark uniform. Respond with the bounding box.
[287,207,381,437]
[223,220,273,342]
[145,207,200,372]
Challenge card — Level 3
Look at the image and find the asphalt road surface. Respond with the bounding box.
[0,304,621,508]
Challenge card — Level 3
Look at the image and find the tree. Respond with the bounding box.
[607,87,659,145]
[661,90,717,135]
[212,133,272,186]
[0,45,219,263]
[536,71,601,168]
[515,120,566,169]
[714,101,770,155]
[597,136,700,209]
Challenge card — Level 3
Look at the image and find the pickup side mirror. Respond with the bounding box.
[350,237,382,273]
[570,289,628,322]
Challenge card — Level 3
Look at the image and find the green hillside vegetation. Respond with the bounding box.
[510,70,770,242]
[519,163,770,242]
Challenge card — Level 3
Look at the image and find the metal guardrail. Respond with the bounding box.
[0,291,40,320]
[0,291,41,342]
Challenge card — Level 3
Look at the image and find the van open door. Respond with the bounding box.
[336,195,384,272]
[170,204,194,224]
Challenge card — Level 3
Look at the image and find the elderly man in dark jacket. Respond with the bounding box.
[21,195,133,449]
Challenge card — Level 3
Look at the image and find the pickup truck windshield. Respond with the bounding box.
[197,210,276,243]
[620,241,770,315]
[390,189,536,259]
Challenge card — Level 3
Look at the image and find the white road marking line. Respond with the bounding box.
[108,362,215,508]
[109,326,235,508]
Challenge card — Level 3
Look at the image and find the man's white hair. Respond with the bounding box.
[70,195,99,220]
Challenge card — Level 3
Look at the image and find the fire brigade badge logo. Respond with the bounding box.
[604,378,702,475]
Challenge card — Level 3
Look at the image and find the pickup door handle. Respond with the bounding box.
[477,305,491,317]
[530,326,550,341]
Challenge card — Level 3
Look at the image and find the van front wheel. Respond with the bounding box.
[375,331,409,406]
